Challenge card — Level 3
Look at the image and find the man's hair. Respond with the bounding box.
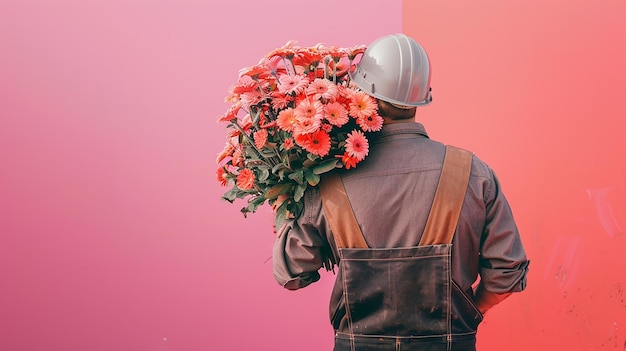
[377,99,417,120]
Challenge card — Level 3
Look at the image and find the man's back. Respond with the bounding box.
[338,121,519,294]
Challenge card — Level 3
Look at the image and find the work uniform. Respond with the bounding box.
[273,122,529,350]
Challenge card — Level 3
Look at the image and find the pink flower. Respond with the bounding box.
[295,97,324,120]
[327,58,350,77]
[345,130,369,161]
[306,78,338,101]
[283,138,294,150]
[278,74,309,95]
[294,118,321,135]
[240,90,265,110]
[357,112,384,132]
[270,92,293,111]
[294,98,324,134]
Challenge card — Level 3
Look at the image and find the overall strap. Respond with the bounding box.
[319,145,472,249]
[319,173,368,249]
[418,145,473,246]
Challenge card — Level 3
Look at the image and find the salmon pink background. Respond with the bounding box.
[1,0,624,350]
[404,1,626,350]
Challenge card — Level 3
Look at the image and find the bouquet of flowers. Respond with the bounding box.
[215,40,382,225]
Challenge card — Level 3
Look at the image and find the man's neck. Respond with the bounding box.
[382,117,416,125]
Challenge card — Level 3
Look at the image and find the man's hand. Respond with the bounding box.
[474,284,512,315]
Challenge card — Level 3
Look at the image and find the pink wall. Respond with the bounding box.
[0,1,400,350]
[2,0,625,350]
[404,1,626,350]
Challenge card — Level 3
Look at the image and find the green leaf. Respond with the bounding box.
[258,167,270,182]
[243,148,262,160]
[277,168,286,181]
[222,187,243,202]
[293,183,307,202]
[244,199,262,215]
[312,158,339,175]
[305,170,320,186]
[261,149,276,158]
[288,170,305,184]
[272,163,288,175]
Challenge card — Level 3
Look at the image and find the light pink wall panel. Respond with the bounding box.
[0,1,401,350]
[404,1,626,350]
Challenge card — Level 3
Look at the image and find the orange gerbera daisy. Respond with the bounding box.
[239,114,253,133]
[236,169,256,190]
[294,47,322,67]
[276,108,297,132]
[230,75,257,95]
[265,40,298,60]
[349,90,377,119]
[238,64,271,80]
[217,104,241,123]
[345,130,369,161]
[344,45,367,60]
[216,140,236,164]
[216,167,230,186]
[336,152,359,170]
[323,101,349,127]
[231,146,243,167]
[253,129,268,149]
[326,59,350,77]
[295,97,324,120]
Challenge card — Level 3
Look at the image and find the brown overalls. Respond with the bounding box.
[320,146,482,351]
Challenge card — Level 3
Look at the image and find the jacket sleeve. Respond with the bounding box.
[272,188,334,290]
[479,168,530,293]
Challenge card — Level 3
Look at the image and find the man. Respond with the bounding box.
[272,33,529,351]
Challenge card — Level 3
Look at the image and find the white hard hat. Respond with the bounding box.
[350,34,432,107]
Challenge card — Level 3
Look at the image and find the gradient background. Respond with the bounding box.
[1,1,624,350]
